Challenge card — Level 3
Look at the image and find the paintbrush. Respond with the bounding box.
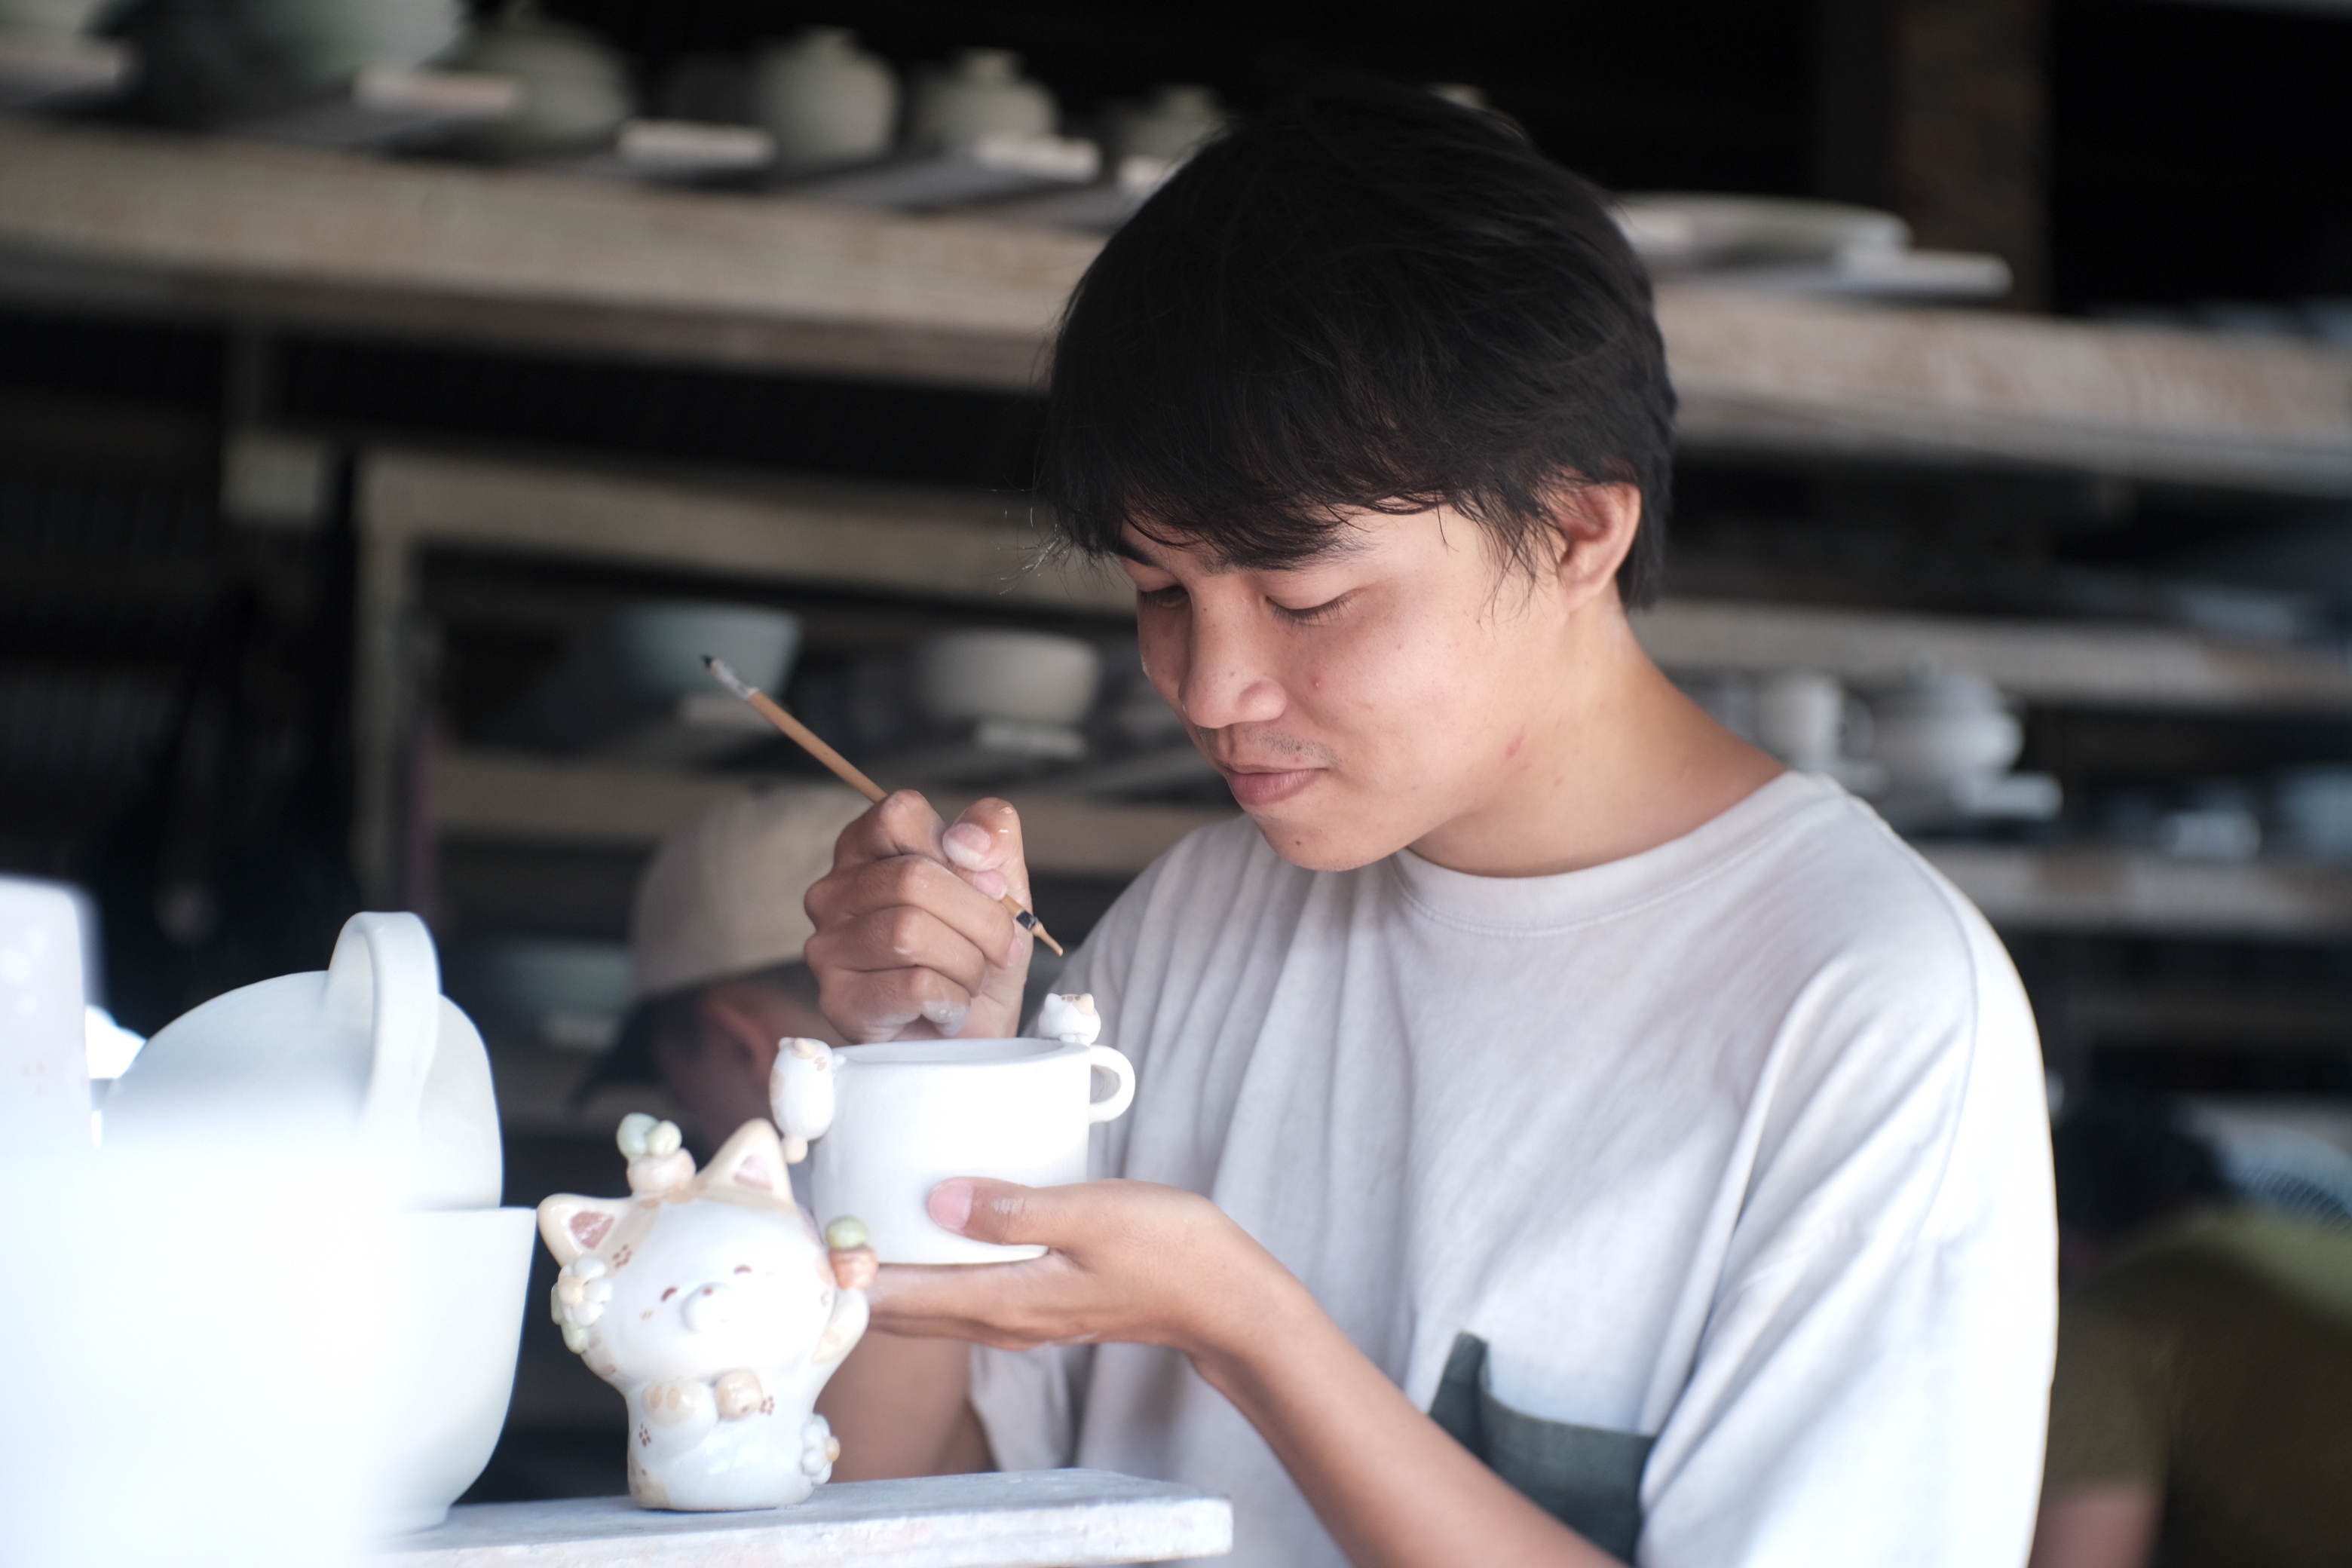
[703,656,1064,957]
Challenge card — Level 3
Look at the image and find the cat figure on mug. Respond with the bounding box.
[538,1113,877,1511]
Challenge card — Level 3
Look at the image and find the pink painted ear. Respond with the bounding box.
[537,1194,631,1265]
[700,1119,791,1199]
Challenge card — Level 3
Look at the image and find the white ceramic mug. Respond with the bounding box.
[773,1036,1135,1264]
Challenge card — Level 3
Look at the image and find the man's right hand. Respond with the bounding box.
[804,791,1034,1043]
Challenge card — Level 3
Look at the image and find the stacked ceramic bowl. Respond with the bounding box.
[102,913,531,1534]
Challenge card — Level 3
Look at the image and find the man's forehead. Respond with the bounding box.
[1112,519,1378,574]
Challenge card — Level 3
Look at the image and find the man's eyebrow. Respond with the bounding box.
[1112,528,1374,575]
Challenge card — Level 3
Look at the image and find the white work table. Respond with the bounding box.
[376,1470,1233,1567]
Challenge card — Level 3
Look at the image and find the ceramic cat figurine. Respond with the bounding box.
[538,1113,877,1511]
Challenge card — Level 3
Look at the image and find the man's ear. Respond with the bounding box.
[1546,481,1643,611]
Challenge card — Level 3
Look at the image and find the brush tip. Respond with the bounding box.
[701,654,715,667]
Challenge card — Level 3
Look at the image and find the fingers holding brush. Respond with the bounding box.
[805,792,1036,1043]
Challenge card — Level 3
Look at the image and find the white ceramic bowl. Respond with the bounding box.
[1866,674,2022,789]
[613,602,801,703]
[240,0,464,81]
[374,1207,537,1533]
[911,629,1101,727]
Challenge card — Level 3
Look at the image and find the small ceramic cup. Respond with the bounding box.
[774,1037,1136,1264]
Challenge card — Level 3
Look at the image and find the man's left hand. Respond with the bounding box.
[866,1178,1297,1370]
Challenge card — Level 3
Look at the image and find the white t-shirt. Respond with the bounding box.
[971,772,2056,1567]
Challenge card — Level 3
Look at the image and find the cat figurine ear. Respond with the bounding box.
[696,1120,795,1202]
[540,1194,632,1266]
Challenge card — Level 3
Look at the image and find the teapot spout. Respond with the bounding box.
[770,1037,838,1161]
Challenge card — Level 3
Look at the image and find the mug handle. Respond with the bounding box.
[325,912,442,1147]
[1084,1045,1136,1124]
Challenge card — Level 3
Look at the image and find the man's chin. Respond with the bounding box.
[1243,808,1409,875]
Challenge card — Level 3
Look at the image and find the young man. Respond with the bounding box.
[802,84,2056,1567]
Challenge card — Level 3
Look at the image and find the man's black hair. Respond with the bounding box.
[1039,78,1674,606]
[2053,1092,2229,1242]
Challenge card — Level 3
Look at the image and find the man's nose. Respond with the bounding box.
[1176,606,1286,730]
[682,1282,739,1332]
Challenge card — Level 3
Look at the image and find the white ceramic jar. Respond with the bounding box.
[751,25,898,170]
[905,46,1055,148]
[443,2,632,156]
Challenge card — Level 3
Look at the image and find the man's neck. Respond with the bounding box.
[1407,605,1784,879]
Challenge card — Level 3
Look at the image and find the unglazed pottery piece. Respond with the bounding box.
[103,911,500,1209]
[537,1116,875,1511]
[772,994,1135,1265]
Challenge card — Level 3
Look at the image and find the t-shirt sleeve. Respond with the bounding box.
[2041,1289,2169,1493]
[1635,898,2059,1568]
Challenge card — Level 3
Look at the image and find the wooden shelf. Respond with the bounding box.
[363,447,2352,714]
[434,749,1237,878]
[4,120,2349,492]
[363,447,1132,617]
[1637,597,2352,714]
[1921,844,2352,939]
[376,1469,1233,1567]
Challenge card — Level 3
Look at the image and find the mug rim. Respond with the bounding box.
[836,1036,1078,1067]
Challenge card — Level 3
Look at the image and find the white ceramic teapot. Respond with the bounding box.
[750,26,897,170]
[539,1114,874,1511]
[102,911,501,1211]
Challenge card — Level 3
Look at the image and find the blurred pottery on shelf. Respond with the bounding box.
[1614,193,1909,270]
[614,602,801,702]
[473,936,631,1051]
[1752,669,1857,774]
[911,628,1101,727]
[1865,672,2022,792]
[242,0,462,84]
[1101,83,1223,165]
[2273,767,2352,863]
[443,0,629,156]
[103,911,501,1211]
[905,47,1054,148]
[751,25,896,170]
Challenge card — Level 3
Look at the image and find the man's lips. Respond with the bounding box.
[1215,762,1323,809]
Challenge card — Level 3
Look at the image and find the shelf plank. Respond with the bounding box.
[1658,287,2352,495]
[1637,597,2352,714]
[3,121,2349,490]
[0,118,1092,389]
[364,447,1131,616]
[376,1469,1232,1567]
[1922,844,2352,939]
[434,750,1236,877]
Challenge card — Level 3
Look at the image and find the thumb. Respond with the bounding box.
[929,1178,1066,1248]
